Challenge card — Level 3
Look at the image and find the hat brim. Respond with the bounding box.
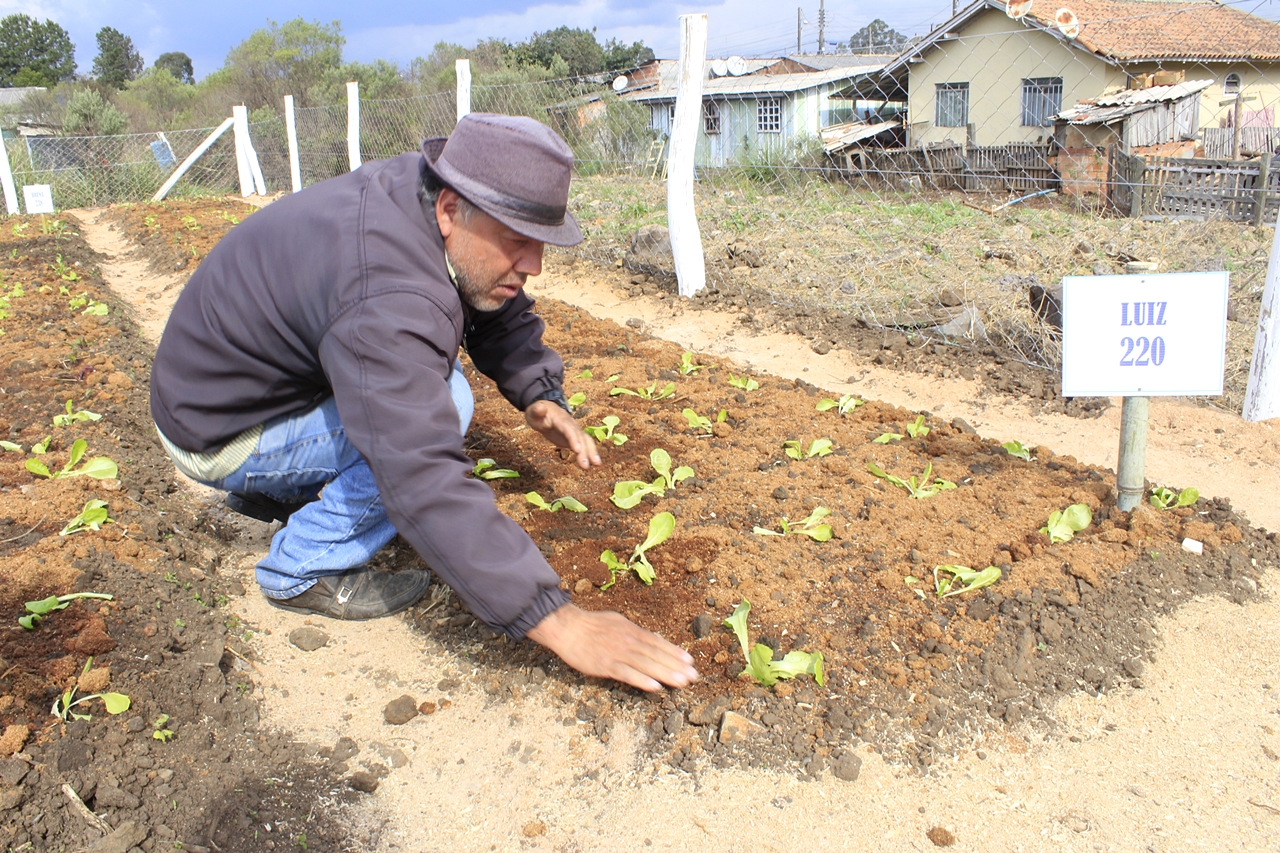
[422,138,583,247]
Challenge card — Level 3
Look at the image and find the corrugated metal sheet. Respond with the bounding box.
[622,60,885,103]
[1056,79,1212,124]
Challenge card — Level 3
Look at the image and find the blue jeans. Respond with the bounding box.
[205,363,474,599]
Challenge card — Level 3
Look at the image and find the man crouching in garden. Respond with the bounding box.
[150,113,697,693]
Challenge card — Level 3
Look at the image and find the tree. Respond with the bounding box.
[154,52,194,84]
[63,88,127,136]
[92,27,144,87]
[221,18,344,109]
[0,14,76,87]
[848,19,910,55]
[603,39,654,72]
[511,27,604,77]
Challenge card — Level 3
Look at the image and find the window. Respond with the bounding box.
[1224,72,1241,95]
[1021,77,1063,126]
[704,100,721,135]
[668,104,676,125]
[935,82,969,127]
[757,99,781,133]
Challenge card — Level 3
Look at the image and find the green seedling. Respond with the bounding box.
[1150,486,1199,510]
[152,713,174,742]
[471,458,519,480]
[11,221,28,235]
[872,432,903,443]
[144,214,158,228]
[1002,440,1032,461]
[610,448,694,509]
[605,373,621,383]
[753,506,833,541]
[82,299,108,316]
[25,439,118,480]
[905,416,930,438]
[181,214,200,231]
[609,380,675,401]
[61,499,113,536]
[0,440,21,452]
[866,461,956,499]
[723,599,825,687]
[566,391,587,411]
[583,415,628,446]
[1040,503,1093,544]
[31,435,51,454]
[51,255,80,282]
[219,211,241,225]
[52,399,102,427]
[577,369,593,379]
[525,492,588,513]
[19,591,113,630]
[816,394,863,416]
[52,682,130,722]
[783,438,833,460]
[600,511,675,588]
[933,564,1002,598]
[678,351,712,375]
[727,374,759,392]
[681,408,726,435]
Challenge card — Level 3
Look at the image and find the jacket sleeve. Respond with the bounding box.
[464,291,564,410]
[318,290,569,639]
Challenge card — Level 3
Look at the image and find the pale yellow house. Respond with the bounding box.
[864,0,1280,149]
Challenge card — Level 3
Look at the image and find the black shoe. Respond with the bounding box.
[265,567,432,620]
[225,492,317,523]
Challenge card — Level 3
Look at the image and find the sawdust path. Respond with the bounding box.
[72,208,1280,853]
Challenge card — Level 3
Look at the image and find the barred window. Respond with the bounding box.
[757,99,781,133]
[1021,77,1063,127]
[1224,72,1241,95]
[704,100,721,135]
[935,82,968,127]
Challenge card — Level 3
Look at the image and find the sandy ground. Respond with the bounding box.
[71,209,1280,853]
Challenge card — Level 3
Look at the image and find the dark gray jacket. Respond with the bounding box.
[151,151,570,637]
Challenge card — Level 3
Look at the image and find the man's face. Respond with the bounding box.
[437,189,545,312]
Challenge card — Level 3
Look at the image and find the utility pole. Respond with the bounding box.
[818,0,826,54]
[797,8,802,55]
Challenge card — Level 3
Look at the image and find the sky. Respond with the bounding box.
[2,0,1279,82]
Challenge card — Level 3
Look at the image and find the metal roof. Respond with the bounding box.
[621,59,887,103]
[821,120,903,151]
[1055,78,1213,124]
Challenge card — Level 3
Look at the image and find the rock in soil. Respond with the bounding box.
[831,751,863,782]
[719,711,764,745]
[0,726,27,756]
[348,771,380,793]
[689,695,732,726]
[926,826,956,847]
[383,695,419,725]
[690,613,716,638]
[85,820,149,853]
[288,626,330,651]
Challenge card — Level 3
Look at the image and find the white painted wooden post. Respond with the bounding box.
[668,14,708,298]
[346,81,361,171]
[231,105,254,197]
[456,59,471,122]
[1243,210,1280,421]
[284,95,302,193]
[0,136,18,215]
[152,117,234,202]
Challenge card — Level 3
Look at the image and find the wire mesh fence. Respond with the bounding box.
[2,1,1276,409]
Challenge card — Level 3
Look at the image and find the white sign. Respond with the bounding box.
[1061,272,1228,397]
[22,184,53,214]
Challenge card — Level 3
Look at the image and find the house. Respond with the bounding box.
[851,0,1280,151]
[617,55,890,167]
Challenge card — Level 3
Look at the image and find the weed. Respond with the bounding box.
[600,511,675,588]
[723,599,824,686]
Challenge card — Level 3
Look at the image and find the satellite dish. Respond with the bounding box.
[1055,7,1080,39]
[1006,0,1032,19]
[727,56,747,76]
[612,75,628,92]
[711,58,729,77]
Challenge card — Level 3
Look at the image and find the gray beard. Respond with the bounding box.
[451,257,507,313]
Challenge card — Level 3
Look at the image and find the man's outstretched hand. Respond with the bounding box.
[525,400,601,470]
[526,604,699,692]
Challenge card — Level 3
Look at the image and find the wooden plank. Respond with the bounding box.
[669,14,707,298]
[151,117,235,202]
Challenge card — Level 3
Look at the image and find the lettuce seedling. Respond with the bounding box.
[577,369,593,379]
[783,438,833,460]
[1150,486,1199,510]
[727,374,759,392]
[31,435,50,454]
[678,352,713,375]
[682,408,726,435]
[152,713,174,742]
[567,392,587,411]
[905,416,930,438]
[816,394,863,415]
[525,492,588,513]
[61,499,113,535]
[866,461,956,499]
[1002,440,1032,461]
[599,511,675,588]
[609,381,675,401]
[19,591,114,630]
[611,449,694,509]
[724,599,825,687]
[52,684,130,722]
[583,415,628,446]
[933,564,1002,598]
[0,440,21,452]
[52,399,102,427]
[1040,503,1092,543]
[26,439,118,480]
[872,432,903,444]
[753,506,833,541]
[471,458,519,480]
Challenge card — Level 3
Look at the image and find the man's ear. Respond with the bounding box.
[435,187,462,239]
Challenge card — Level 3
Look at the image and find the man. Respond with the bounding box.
[151,113,697,693]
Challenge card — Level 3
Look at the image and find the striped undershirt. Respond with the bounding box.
[156,423,262,482]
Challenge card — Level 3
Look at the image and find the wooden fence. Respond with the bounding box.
[848,142,1057,193]
[1110,151,1279,224]
[1201,127,1280,160]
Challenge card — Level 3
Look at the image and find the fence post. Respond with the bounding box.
[1243,204,1280,421]
[456,60,471,121]
[284,95,302,194]
[231,106,254,197]
[347,81,361,171]
[152,117,235,202]
[1253,154,1270,228]
[0,136,18,215]
[1130,155,1145,218]
[669,14,708,298]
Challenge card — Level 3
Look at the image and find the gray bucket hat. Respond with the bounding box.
[422,113,582,247]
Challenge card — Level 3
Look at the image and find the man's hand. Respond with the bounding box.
[525,400,601,470]
[526,603,699,692]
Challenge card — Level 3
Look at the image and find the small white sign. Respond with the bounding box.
[1061,272,1228,397]
[22,184,54,214]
